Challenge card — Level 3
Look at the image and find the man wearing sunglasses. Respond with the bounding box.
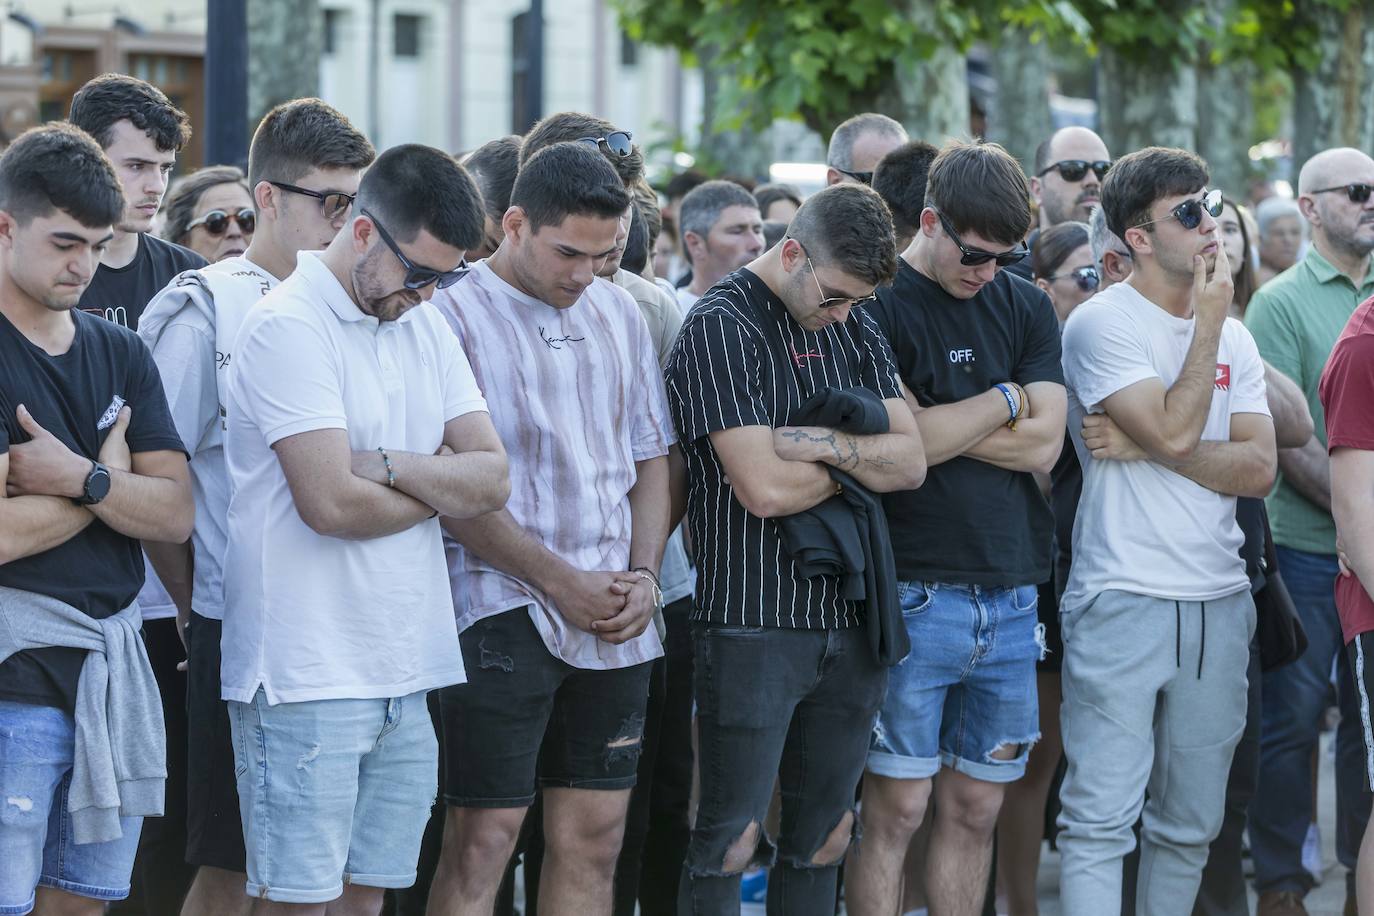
[135,97,375,916]
[218,144,508,913]
[847,140,1066,916]
[825,112,909,187]
[1005,126,1112,284]
[1058,147,1276,915]
[1243,146,1374,916]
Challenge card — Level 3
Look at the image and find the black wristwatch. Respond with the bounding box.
[74,461,111,506]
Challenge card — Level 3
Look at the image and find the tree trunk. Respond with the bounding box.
[1098,47,1198,156]
[1195,57,1254,198]
[697,45,776,181]
[1290,2,1374,177]
[987,28,1054,175]
[247,0,323,126]
[870,0,969,143]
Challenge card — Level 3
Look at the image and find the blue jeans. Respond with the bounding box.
[1251,547,1373,893]
[867,581,1042,783]
[0,701,142,915]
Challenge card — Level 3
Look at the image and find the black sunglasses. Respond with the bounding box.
[188,207,255,236]
[1046,264,1101,293]
[798,249,878,311]
[1038,159,1111,182]
[362,208,468,290]
[936,211,1028,267]
[832,167,874,184]
[268,180,356,221]
[1137,188,1224,231]
[1312,183,1374,203]
[577,130,634,158]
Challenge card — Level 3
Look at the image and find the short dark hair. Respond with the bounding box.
[925,140,1031,247]
[1032,220,1091,280]
[872,140,939,240]
[0,123,123,227]
[511,142,631,231]
[1101,146,1209,247]
[354,145,484,251]
[754,183,802,219]
[463,135,522,223]
[787,183,896,287]
[620,202,651,276]
[68,72,191,152]
[664,169,708,201]
[632,180,662,250]
[161,165,249,245]
[521,112,644,187]
[248,98,375,191]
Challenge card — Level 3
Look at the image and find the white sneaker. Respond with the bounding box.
[1303,821,1323,882]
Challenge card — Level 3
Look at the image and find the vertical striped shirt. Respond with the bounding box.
[434,262,676,670]
[664,269,902,629]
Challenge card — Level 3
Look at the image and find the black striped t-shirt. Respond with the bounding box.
[664,269,902,629]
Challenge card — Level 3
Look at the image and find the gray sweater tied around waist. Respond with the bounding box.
[0,585,165,844]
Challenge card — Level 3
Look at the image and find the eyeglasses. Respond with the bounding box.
[576,130,634,158]
[268,180,356,221]
[1038,159,1111,183]
[936,211,1028,267]
[831,167,874,185]
[805,257,877,311]
[1136,188,1224,231]
[1311,183,1374,203]
[187,208,255,236]
[1045,264,1101,293]
[361,208,468,290]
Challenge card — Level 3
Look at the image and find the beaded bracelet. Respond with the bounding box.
[377,446,396,488]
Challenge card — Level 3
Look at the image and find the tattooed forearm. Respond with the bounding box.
[865,455,894,469]
[781,428,862,470]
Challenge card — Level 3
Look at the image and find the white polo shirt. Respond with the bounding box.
[222,252,486,704]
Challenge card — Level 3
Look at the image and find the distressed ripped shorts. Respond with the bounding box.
[436,607,653,807]
[867,580,1043,783]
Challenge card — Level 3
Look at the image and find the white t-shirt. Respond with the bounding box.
[221,252,486,704]
[675,285,699,314]
[138,255,278,621]
[1060,281,1270,611]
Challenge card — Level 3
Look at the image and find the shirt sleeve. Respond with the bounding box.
[1016,287,1066,386]
[432,313,489,422]
[1244,288,1303,387]
[665,309,770,443]
[231,309,346,446]
[1226,321,1271,417]
[855,309,902,400]
[124,335,189,456]
[1061,303,1159,413]
[626,305,677,461]
[148,316,219,457]
[1321,331,1374,451]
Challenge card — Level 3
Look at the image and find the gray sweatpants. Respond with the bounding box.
[1057,588,1255,916]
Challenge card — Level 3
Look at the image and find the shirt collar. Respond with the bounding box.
[293,250,422,327]
[1303,245,1374,292]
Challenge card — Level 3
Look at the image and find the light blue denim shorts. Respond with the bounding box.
[228,689,437,903]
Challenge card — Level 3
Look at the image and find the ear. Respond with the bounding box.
[252,180,276,219]
[501,205,527,244]
[779,237,805,272]
[1123,226,1152,259]
[1035,277,1051,295]
[0,210,16,250]
[1297,195,1319,226]
[351,213,372,254]
[825,168,843,187]
[1029,176,1044,205]
[918,207,940,238]
[683,229,706,263]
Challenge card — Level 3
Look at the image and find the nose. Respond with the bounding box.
[225,220,244,240]
[570,257,596,289]
[975,259,998,283]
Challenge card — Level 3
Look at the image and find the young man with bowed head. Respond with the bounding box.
[666,183,925,914]
[425,141,676,916]
[219,144,509,915]
[0,123,193,916]
[137,97,375,916]
[1057,147,1276,915]
[846,140,1067,916]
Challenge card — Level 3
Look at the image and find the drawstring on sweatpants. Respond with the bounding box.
[1198,601,1207,679]
[1174,600,1208,679]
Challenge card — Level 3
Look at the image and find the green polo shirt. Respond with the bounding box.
[1245,246,1374,554]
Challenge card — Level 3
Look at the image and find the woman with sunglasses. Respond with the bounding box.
[161,165,254,263]
[1032,220,1099,323]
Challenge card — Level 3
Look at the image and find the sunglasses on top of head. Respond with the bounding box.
[1136,188,1224,232]
[1046,265,1101,293]
[1038,159,1111,183]
[361,208,469,290]
[187,208,255,236]
[1311,183,1374,204]
[936,211,1028,267]
[577,130,635,158]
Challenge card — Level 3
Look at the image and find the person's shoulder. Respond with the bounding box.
[74,306,145,348]
[145,234,209,272]
[1062,286,1133,340]
[1248,261,1311,316]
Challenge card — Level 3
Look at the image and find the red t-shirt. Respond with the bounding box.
[1319,295,1374,643]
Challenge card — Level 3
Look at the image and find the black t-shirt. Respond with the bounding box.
[869,259,1063,585]
[664,269,903,629]
[0,309,185,710]
[78,233,206,330]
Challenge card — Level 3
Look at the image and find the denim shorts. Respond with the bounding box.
[228,689,437,903]
[0,701,143,914]
[867,580,1043,783]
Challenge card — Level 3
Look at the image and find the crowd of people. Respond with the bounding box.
[1,70,1373,916]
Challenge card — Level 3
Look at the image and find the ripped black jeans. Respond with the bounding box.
[681,623,887,915]
[436,607,653,806]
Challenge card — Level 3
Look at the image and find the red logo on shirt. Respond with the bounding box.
[790,344,823,367]
[1215,363,1231,391]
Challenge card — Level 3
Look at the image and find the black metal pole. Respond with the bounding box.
[205,0,248,168]
[525,0,543,128]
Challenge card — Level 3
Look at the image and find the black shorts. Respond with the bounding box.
[1036,579,1064,673]
[437,607,654,808]
[1348,631,1374,791]
[184,612,246,872]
